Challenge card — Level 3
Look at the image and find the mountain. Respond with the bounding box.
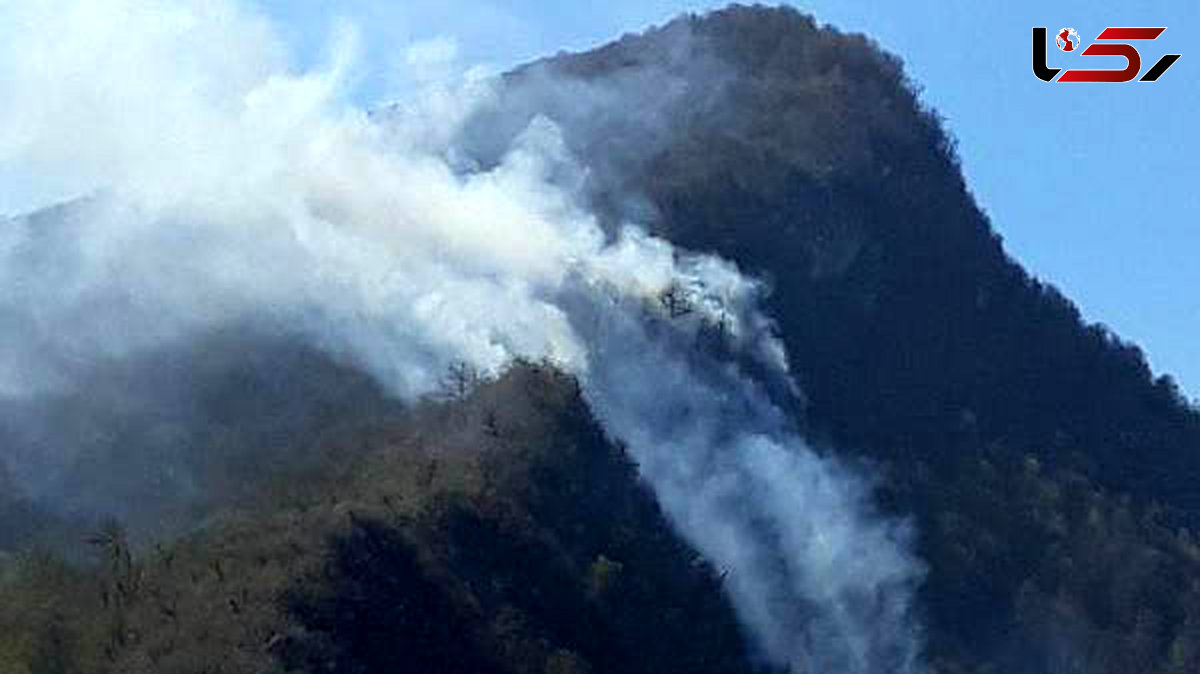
[465,6,1200,673]
[479,5,1199,510]
[3,5,1200,674]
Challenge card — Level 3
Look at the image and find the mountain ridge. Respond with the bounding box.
[470,6,1200,671]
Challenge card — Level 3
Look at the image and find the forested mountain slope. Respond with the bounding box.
[0,364,760,674]
[464,6,1200,672]
[487,5,1199,511]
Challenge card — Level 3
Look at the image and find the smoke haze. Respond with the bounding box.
[0,2,924,671]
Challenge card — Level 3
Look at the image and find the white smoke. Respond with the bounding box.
[0,1,924,671]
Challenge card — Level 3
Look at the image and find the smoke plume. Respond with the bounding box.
[0,1,923,671]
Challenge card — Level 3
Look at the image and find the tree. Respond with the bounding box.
[440,360,484,400]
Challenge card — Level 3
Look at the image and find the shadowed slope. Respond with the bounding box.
[459,6,1200,672]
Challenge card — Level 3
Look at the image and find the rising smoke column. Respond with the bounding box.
[0,1,924,671]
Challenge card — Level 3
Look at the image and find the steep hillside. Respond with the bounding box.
[459,6,1200,673]
[488,5,1199,508]
[0,364,761,674]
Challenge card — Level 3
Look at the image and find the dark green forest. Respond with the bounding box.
[3,5,1200,674]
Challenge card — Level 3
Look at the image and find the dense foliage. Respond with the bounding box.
[0,365,762,673]
[499,6,1200,672]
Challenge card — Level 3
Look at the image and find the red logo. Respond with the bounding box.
[1033,27,1181,82]
[1056,28,1082,52]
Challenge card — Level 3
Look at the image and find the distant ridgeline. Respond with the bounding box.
[3,6,1200,674]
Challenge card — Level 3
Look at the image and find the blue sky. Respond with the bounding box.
[253,0,1198,396]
